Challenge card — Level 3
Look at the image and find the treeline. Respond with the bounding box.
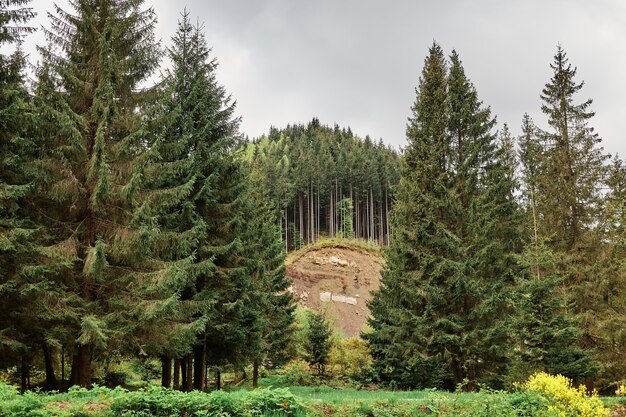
[244,121,400,250]
[0,1,294,391]
[367,43,626,392]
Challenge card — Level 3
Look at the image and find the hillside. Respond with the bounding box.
[285,241,384,337]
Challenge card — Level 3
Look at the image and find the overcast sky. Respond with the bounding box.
[23,0,626,157]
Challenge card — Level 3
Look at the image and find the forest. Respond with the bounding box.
[1,0,625,416]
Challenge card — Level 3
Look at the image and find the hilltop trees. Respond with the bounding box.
[245,121,400,249]
[367,43,521,390]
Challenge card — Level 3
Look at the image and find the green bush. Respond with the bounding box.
[245,388,305,416]
[278,360,314,386]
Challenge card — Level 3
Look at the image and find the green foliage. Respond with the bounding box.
[367,42,521,390]
[303,312,333,375]
[245,120,400,249]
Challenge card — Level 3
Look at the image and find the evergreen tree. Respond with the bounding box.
[367,43,451,389]
[367,44,520,390]
[35,0,162,387]
[304,311,332,376]
[239,164,295,387]
[0,0,40,390]
[152,12,246,391]
[526,46,611,384]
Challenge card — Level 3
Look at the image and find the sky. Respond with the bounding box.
[21,0,626,157]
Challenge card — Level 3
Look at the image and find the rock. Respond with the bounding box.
[329,256,349,267]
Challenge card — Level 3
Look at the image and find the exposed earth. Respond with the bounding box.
[286,244,383,337]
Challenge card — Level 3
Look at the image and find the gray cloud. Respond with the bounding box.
[25,0,626,157]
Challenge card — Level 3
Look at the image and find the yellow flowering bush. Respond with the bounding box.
[616,384,626,396]
[524,372,609,417]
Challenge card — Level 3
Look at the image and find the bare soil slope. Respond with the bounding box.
[286,244,383,337]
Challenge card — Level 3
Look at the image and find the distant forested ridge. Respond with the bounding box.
[243,119,400,251]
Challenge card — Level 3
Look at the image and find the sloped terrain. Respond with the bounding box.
[286,244,383,337]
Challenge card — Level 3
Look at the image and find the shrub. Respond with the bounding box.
[523,372,609,417]
[617,384,626,396]
[245,388,305,417]
[279,360,314,386]
[328,337,373,382]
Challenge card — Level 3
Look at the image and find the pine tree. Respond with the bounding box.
[528,46,611,384]
[367,44,520,390]
[34,0,162,387]
[367,43,452,389]
[304,311,332,376]
[0,0,39,390]
[239,164,295,387]
[537,46,608,251]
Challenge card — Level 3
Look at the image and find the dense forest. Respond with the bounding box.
[244,122,400,250]
[367,44,626,391]
[1,0,625,399]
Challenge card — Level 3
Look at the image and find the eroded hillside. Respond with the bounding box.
[286,244,383,337]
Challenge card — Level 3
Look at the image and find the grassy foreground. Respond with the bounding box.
[1,374,624,417]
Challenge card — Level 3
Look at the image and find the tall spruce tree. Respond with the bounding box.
[527,46,612,385]
[367,43,451,389]
[239,164,295,387]
[153,12,249,391]
[0,0,38,389]
[367,44,520,390]
[34,0,163,387]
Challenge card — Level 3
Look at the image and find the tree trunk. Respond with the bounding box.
[161,356,172,388]
[42,343,58,391]
[299,194,303,247]
[216,368,221,390]
[69,344,92,388]
[20,356,27,393]
[61,347,65,391]
[185,353,193,391]
[253,360,259,389]
[180,358,187,390]
[193,343,206,391]
[173,358,180,390]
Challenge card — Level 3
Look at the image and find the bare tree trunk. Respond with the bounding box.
[161,356,172,388]
[253,360,259,388]
[180,358,187,390]
[216,368,221,390]
[379,201,383,245]
[369,190,372,240]
[299,194,303,248]
[193,342,206,391]
[385,186,390,245]
[69,344,92,388]
[43,343,58,391]
[317,184,320,240]
[173,358,180,390]
[20,356,27,393]
[61,347,65,391]
[185,353,193,391]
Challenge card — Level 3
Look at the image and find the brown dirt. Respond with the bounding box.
[286,245,383,337]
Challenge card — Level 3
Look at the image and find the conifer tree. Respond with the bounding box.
[526,46,612,384]
[154,12,250,390]
[34,0,162,387]
[239,164,295,387]
[367,44,520,390]
[0,0,39,388]
[304,311,332,376]
[367,43,451,389]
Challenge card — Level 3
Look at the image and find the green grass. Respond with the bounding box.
[285,385,447,404]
